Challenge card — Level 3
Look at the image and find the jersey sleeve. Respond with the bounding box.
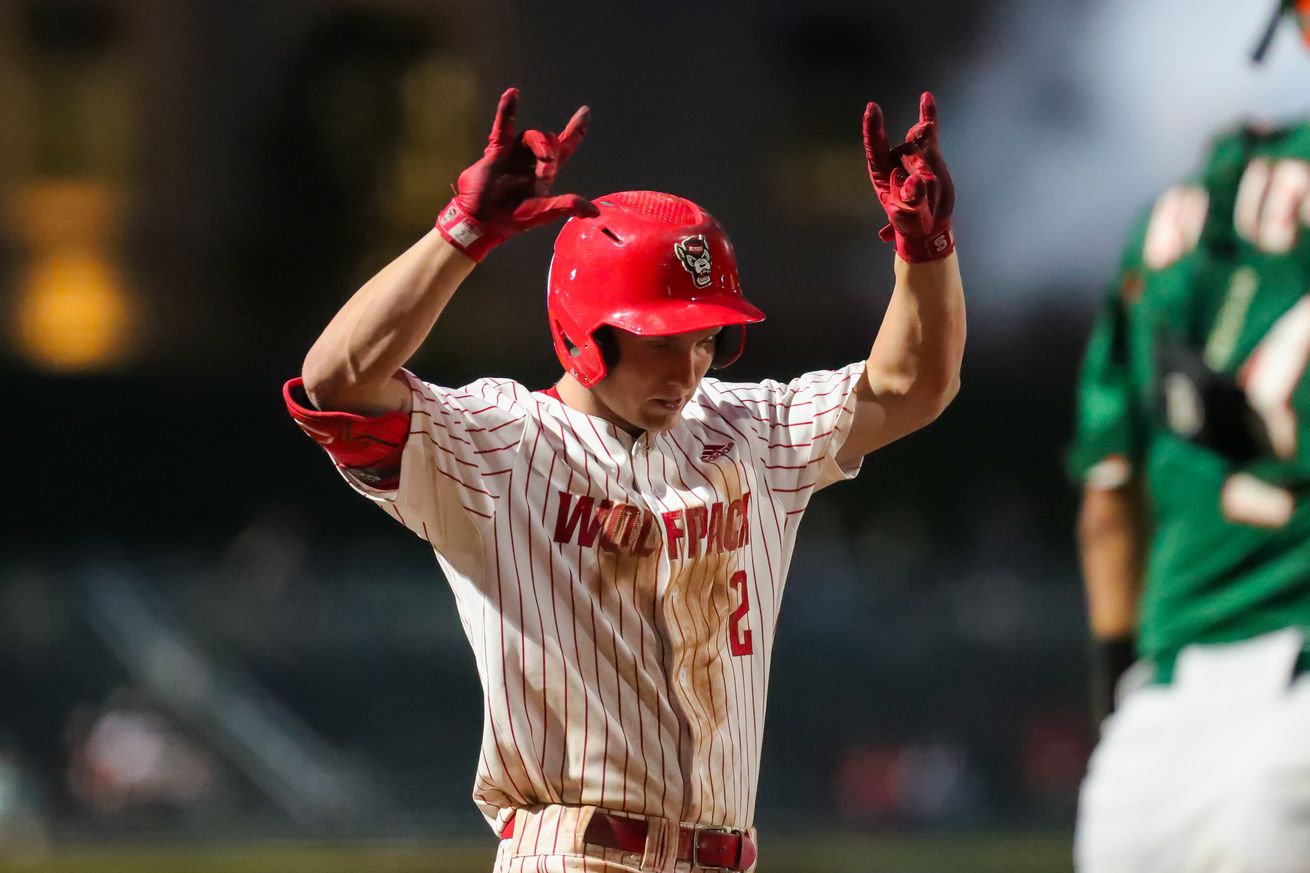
[707,361,867,497]
[284,371,531,545]
[1068,227,1148,490]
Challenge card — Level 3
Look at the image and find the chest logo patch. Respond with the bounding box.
[700,442,732,462]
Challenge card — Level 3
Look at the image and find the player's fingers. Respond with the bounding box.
[487,87,520,150]
[558,105,591,164]
[919,91,939,129]
[522,129,559,162]
[863,101,893,177]
[900,146,934,180]
[904,119,935,150]
[881,169,924,210]
[904,92,941,154]
[890,140,923,167]
[515,193,599,227]
[900,174,926,205]
[522,129,562,191]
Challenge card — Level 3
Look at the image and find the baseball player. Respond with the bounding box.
[1072,3,1310,871]
[285,87,963,872]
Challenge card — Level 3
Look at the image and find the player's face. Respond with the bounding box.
[593,326,722,433]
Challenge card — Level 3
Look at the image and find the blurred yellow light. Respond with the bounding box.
[16,249,136,373]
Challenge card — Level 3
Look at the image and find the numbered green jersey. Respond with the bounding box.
[1070,120,1310,673]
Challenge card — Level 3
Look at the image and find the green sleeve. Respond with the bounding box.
[1068,221,1149,487]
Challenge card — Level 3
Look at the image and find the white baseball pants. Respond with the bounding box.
[1076,628,1310,873]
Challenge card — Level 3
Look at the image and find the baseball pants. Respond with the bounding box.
[1075,627,1310,873]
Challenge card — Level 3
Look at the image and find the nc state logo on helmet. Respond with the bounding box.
[547,192,766,387]
[674,235,714,288]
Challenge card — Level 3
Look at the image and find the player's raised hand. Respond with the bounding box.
[863,92,955,262]
[436,88,599,262]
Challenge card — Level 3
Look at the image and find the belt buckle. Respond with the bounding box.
[692,824,744,871]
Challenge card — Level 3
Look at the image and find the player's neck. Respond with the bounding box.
[554,374,644,436]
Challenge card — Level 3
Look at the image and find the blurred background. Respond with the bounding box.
[1,0,1307,870]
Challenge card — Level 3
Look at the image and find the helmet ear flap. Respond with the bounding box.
[712,325,746,369]
[593,326,621,375]
[551,315,609,386]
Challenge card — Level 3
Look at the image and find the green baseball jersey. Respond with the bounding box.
[1070,120,1310,673]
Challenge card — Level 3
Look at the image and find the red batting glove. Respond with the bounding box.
[863,92,956,263]
[436,88,599,262]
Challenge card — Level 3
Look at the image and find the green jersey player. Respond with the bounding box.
[1073,3,1310,871]
[1073,123,1310,687]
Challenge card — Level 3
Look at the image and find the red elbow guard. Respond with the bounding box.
[283,378,408,490]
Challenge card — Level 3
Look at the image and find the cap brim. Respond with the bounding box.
[606,294,766,337]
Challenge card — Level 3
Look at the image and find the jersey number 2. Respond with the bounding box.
[728,570,754,657]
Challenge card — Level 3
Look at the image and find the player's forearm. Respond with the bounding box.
[1078,484,1146,638]
[862,252,966,427]
[303,229,475,413]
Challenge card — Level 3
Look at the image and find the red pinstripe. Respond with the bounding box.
[553,409,596,808]
[693,451,751,817]
[717,386,814,404]
[764,459,822,470]
[663,433,746,820]
[432,462,497,497]
[705,402,783,820]
[582,416,633,813]
[491,520,537,801]
[650,449,700,818]
[658,442,726,822]
[633,444,676,818]
[730,452,771,818]
[545,415,573,855]
[520,427,555,788]
[409,408,477,446]
[588,598,607,809]
[475,444,518,454]
[749,416,814,428]
[625,534,646,812]
[504,466,544,788]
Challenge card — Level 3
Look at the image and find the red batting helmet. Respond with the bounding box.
[547,191,766,387]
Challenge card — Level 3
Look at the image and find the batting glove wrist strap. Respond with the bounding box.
[436,198,505,262]
[883,223,955,263]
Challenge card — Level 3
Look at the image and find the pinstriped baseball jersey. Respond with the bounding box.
[317,361,866,832]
